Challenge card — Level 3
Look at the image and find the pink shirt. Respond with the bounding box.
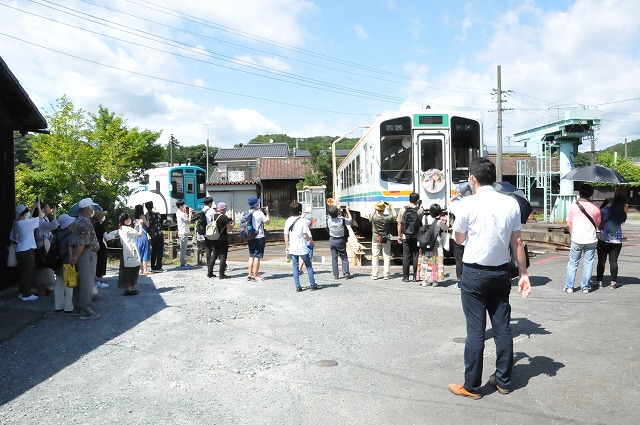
[566,200,601,244]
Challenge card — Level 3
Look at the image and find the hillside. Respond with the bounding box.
[602,138,640,157]
[247,134,359,151]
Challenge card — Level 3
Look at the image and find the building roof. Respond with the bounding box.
[214,143,289,161]
[256,157,312,180]
[0,57,47,134]
[488,154,560,175]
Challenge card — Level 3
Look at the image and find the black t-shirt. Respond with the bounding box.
[213,213,232,242]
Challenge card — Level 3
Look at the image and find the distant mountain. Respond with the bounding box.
[246,134,358,152]
[602,138,640,157]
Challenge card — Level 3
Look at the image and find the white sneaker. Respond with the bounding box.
[564,287,574,293]
[19,294,38,301]
[97,282,110,289]
[582,288,590,294]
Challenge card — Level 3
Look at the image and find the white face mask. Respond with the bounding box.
[24,212,31,219]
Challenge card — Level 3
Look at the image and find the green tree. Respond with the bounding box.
[15,96,164,213]
[596,151,640,184]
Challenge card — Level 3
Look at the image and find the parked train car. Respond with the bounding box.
[336,110,484,241]
[127,165,208,218]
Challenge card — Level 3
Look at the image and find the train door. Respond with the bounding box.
[415,133,447,210]
[183,175,197,210]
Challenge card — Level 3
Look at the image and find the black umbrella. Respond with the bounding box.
[562,165,628,184]
[493,181,533,224]
[68,201,103,217]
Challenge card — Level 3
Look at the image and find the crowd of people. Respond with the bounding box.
[7,172,630,329]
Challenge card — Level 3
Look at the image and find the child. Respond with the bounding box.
[421,204,448,287]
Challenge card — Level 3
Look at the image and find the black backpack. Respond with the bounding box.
[402,206,420,235]
[45,232,69,269]
[417,219,440,252]
[196,210,207,236]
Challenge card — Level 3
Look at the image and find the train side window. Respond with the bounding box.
[186,180,194,194]
[196,170,207,197]
[420,138,443,172]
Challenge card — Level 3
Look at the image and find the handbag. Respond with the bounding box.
[63,263,79,288]
[7,243,17,267]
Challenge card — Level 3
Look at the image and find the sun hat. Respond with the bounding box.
[375,201,387,211]
[15,204,28,220]
[58,214,75,230]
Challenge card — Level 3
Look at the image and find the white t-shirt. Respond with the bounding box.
[176,208,189,236]
[284,215,311,256]
[12,218,40,252]
[452,185,521,266]
[251,210,267,239]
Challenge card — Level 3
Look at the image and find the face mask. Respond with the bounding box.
[90,210,95,218]
[24,212,31,219]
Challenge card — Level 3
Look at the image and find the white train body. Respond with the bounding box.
[336,110,484,230]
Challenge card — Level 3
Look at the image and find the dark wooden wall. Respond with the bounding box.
[1,126,18,288]
[261,180,302,218]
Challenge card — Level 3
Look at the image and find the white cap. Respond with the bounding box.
[78,198,94,209]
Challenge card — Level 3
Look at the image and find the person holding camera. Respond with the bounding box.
[175,200,192,268]
[397,192,424,282]
[326,205,353,280]
[246,196,270,281]
[370,201,396,280]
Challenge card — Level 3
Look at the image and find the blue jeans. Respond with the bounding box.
[565,241,597,290]
[292,254,315,288]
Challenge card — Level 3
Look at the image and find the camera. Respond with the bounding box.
[340,206,347,217]
[261,207,267,214]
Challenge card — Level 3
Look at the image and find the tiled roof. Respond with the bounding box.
[256,157,312,180]
[489,154,560,175]
[214,143,289,160]
[294,149,352,157]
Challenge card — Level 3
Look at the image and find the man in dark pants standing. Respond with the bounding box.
[396,192,424,281]
[448,157,531,399]
[145,201,164,272]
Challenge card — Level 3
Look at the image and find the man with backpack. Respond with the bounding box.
[203,200,233,279]
[397,192,424,282]
[327,205,353,280]
[244,196,269,281]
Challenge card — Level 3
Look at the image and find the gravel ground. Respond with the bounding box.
[1,231,640,424]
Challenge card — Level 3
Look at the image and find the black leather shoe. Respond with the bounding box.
[401,277,409,282]
[207,273,215,278]
[310,284,320,291]
[344,274,353,280]
[296,286,303,292]
[219,274,229,279]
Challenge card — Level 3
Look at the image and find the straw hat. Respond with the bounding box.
[375,201,387,211]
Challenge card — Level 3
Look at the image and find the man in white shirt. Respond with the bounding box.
[246,196,270,281]
[284,201,317,292]
[175,200,191,268]
[448,157,531,400]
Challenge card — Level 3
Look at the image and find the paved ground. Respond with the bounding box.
[1,224,639,424]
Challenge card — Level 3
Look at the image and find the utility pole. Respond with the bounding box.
[625,137,628,158]
[492,65,512,182]
[204,124,211,182]
[169,134,177,166]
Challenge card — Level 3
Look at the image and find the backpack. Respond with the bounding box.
[196,210,207,236]
[417,219,441,252]
[239,210,257,240]
[45,232,69,269]
[205,214,222,240]
[402,206,420,235]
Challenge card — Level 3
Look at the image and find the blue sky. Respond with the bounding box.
[1,0,639,151]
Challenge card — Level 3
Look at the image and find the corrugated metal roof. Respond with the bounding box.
[214,143,289,160]
[0,57,47,133]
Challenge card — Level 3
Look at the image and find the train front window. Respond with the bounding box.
[196,170,207,198]
[379,116,412,184]
[451,116,481,183]
[186,180,194,194]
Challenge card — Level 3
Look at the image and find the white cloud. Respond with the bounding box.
[353,24,370,42]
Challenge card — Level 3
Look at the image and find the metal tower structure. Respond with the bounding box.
[513,107,602,223]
